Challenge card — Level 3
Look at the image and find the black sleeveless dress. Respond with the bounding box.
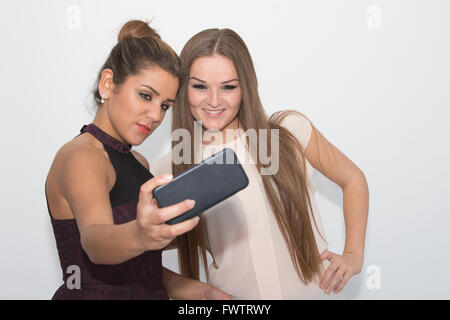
[47,124,168,299]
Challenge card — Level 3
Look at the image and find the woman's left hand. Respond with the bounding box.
[162,267,231,300]
[201,284,232,300]
[319,250,363,294]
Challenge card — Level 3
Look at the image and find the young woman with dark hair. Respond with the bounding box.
[45,20,230,300]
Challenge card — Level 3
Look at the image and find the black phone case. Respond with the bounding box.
[152,148,249,225]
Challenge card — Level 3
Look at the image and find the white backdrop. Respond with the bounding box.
[1,0,449,299]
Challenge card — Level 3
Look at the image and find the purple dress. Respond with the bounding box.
[47,124,168,299]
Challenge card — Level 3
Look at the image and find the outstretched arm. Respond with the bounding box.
[59,146,199,265]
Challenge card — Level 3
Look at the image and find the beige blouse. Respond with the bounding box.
[150,112,346,300]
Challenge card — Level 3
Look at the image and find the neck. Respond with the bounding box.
[92,106,127,144]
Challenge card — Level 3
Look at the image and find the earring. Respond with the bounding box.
[100,94,105,104]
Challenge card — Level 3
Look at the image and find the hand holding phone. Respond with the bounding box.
[152,148,249,225]
[134,175,200,251]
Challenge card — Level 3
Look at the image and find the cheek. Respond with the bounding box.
[110,92,139,121]
[188,89,204,108]
[114,91,134,112]
[227,90,242,110]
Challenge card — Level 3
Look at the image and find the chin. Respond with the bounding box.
[193,109,239,131]
[201,120,226,131]
[126,135,145,147]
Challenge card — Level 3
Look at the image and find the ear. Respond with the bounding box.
[98,68,115,101]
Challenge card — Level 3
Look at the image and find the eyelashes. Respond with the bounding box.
[139,92,171,111]
[192,84,207,90]
[139,92,152,101]
[191,84,238,91]
[223,85,237,90]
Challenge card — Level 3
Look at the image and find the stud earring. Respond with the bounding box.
[100,94,105,104]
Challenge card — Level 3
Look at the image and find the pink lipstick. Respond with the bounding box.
[137,124,151,135]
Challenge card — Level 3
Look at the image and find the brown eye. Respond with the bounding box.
[139,93,152,101]
[222,85,237,90]
[161,104,171,111]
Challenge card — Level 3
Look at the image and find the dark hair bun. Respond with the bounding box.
[118,20,161,42]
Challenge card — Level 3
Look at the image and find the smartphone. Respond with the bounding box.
[152,148,249,225]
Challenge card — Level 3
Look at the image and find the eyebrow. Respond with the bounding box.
[141,84,175,103]
[141,84,159,96]
[189,77,239,84]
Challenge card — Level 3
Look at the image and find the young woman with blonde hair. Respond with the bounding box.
[151,28,369,299]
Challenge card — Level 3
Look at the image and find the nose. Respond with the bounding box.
[207,88,220,108]
[146,104,164,124]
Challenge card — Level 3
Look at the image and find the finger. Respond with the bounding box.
[334,271,352,293]
[325,268,345,293]
[151,199,196,224]
[166,216,200,237]
[138,174,173,205]
[156,216,200,239]
[320,249,331,261]
[321,250,337,264]
[320,263,339,289]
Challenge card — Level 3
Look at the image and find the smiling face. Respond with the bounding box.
[98,65,179,146]
[188,54,242,132]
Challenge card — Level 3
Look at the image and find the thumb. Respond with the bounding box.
[138,174,173,206]
[320,249,332,262]
[137,174,173,219]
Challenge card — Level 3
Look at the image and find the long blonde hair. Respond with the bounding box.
[172,28,326,284]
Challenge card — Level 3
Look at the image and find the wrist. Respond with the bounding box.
[163,270,205,300]
[130,220,148,253]
[343,249,364,259]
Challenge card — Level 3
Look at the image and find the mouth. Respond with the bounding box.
[137,123,151,135]
[203,109,225,118]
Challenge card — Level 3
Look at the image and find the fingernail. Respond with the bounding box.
[186,200,195,209]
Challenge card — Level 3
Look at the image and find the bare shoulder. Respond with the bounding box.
[46,134,115,220]
[57,135,109,169]
[49,134,114,192]
[131,150,150,170]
